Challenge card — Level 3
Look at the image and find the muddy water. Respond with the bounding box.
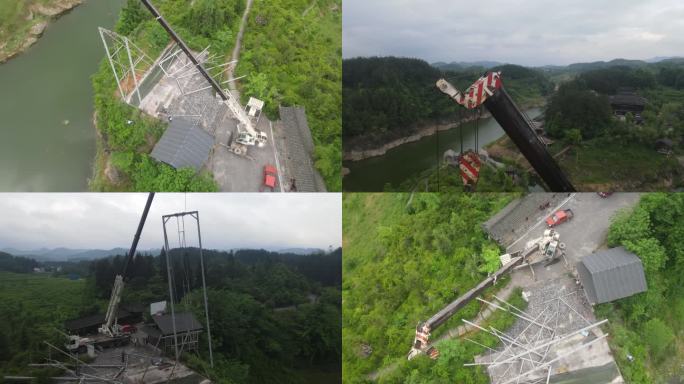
[0,0,123,191]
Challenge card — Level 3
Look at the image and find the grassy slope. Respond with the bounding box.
[342,193,516,382]
[555,139,681,191]
[237,0,342,191]
[0,0,66,61]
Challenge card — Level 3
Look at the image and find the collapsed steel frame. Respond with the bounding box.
[99,27,244,113]
[99,27,153,106]
[463,291,608,384]
[161,211,214,368]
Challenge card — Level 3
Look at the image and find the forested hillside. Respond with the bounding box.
[0,252,39,273]
[0,248,341,384]
[342,57,552,150]
[596,194,684,383]
[342,193,519,382]
[0,272,96,380]
[237,0,342,190]
[543,63,684,190]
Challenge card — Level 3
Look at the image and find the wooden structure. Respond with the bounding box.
[144,312,203,353]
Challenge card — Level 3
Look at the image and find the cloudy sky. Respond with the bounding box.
[0,193,341,251]
[343,0,684,66]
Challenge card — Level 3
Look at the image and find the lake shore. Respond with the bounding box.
[343,100,545,162]
[0,0,82,64]
[343,111,492,162]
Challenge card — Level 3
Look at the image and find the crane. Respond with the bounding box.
[98,192,155,337]
[436,72,575,192]
[139,0,267,148]
[407,229,563,360]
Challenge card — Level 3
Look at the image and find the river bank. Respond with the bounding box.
[343,111,492,162]
[343,99,545,162]
[0,0,123,191]
[0,0,82,64]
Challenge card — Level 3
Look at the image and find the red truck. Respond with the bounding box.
[261,165,277,192]
[545,209,574,227]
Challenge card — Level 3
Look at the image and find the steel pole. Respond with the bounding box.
[162,217,179,362]
[194,212,214,367]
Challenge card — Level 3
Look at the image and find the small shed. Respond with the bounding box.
[150,118,214,171]
[577,247,647,305]
[144,312,203,352]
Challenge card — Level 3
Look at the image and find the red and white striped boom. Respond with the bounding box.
[437,71,502,109]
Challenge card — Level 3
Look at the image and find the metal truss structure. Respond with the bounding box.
[464,290,609,384]
[161,211,214,368]
[157,44,245,97]
[98,28,153,106]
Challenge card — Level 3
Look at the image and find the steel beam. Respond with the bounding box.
[484,88,575,192]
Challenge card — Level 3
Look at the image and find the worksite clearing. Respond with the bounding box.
[479,193,640,383]
[98,0,325,192]
[408,193,642,383]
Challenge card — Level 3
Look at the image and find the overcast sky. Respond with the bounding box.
[343,0,684,66]
[0,193,341,251]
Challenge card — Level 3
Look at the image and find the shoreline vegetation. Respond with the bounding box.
[0,0,82,64]
[342,99,545,163]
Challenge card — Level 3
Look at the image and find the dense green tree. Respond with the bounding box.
[116,0,149,35]
[643,318,674,361]
[545,80,613,139]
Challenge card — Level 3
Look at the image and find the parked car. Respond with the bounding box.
[545,209,574,227]
[261,165,277,192]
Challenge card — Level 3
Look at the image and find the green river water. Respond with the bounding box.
[343,108,542,191]
[0,0,123,191]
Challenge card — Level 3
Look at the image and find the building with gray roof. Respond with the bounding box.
[577,247,647,305]
[143,312,203,353]
[150,118,214,171]
[276,106,326,192]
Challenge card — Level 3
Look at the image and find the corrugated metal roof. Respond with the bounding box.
[609,94,646,107]
[579,247,647,304]
[152,312,203,336]
[151,118,214,171]
[279,106,320,192]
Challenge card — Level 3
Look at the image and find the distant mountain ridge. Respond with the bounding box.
[432,60,503,71]
[278,247,325,255]
[1,246,326,261]
[432,57,684,72]
[0,247,159,261]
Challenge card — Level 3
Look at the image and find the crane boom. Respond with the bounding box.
[437,73,575,192]
[139,0,267,147]
[139,0,226,102]
[407,234,555,360]
[100,192,155,337]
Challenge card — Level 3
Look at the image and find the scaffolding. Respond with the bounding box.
[464,288,610,384]
[98,28,153,106]
[161,211,214,368]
